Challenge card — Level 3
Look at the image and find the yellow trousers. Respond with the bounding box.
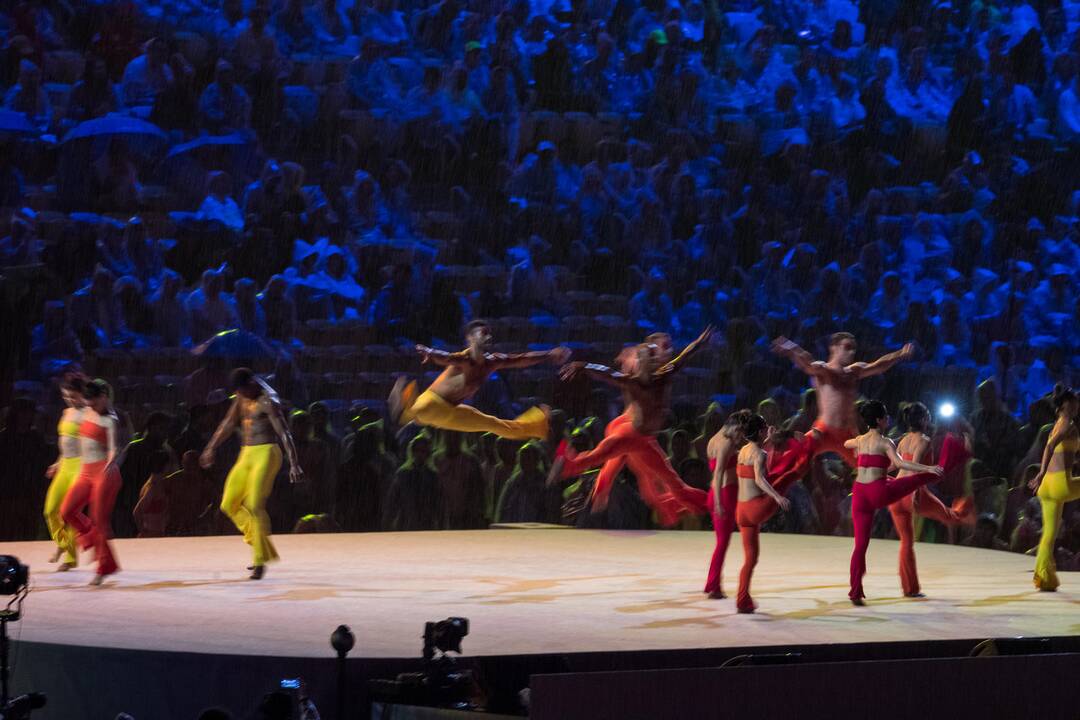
[1034,469,1080,591]
[402,386,548,440]
[221,443,282,566]
[44,457,81,566]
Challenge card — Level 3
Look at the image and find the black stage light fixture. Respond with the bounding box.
[0,558,27,597]
[424,617,469,661]
[369,617,477,711]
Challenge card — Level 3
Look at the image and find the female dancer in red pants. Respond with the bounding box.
[889,402,974,597]
[703,409,750,599]
[60,379,123,585]
[845,400,968,605]
[734,414,809,613]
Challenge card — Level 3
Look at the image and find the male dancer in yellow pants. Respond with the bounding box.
[390,320,570,440]
[201,368,303,579]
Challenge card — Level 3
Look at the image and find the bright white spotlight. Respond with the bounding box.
[939,402,956,419]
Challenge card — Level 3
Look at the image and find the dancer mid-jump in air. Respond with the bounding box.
[771,332,915,465]
[201,369,303,580]
[547,327,714,525]
[390,319,570,440]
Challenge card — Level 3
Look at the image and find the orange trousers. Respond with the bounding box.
[562,414,708,525]
[734,466,805,612]
[888,488,972,596]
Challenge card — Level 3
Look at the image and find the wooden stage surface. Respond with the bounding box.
[5,530,1077,659]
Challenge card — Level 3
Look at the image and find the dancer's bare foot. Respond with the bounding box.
[48,547,63,563]
[89,575,105,587]
[951,496,976,526]
[737,605,755,614]
[249,565,265,580]
[707,590,726,600]
[57,562,75,573]
[850,597,865,606]
[904,592,926,598]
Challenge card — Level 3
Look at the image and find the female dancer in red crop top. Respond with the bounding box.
[734,414,808,613]
[60,379,123,585]
[844,400,968,605]
[703,410,751,599]
[889,402,974,597]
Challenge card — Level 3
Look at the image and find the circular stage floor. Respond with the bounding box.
[7,529,1076,658]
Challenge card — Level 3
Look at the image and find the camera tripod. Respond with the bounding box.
[1,607,19,708]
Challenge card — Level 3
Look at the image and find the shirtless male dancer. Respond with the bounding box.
[547,327,714,525]
[390,319,570,440]
[771,332,915,466]
[201,368,304,579]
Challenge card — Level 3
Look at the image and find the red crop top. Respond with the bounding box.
[856,454,890,469]
[79,419,109,447]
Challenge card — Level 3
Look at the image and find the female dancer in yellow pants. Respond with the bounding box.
[1029,384,1080,591]
[390,320,569,440]
[201,369,303,579]
[44,375,86,571]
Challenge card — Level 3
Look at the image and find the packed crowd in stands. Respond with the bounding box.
[0,0,1077,566]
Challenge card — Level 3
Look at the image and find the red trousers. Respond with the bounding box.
[704,483,738,594]
[563,414,708,525]
[588,413,632,511]
[60,459,120,576]
[809,419,857,466]
[734,466,805,612]
[888,488,971,596]
[850,435,968,600]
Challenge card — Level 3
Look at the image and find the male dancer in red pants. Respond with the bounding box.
[771,332,915,466]
[547,327,714,525]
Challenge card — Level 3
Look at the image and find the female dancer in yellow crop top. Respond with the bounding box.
[1029,384,1080,591]
[43,375,86,571]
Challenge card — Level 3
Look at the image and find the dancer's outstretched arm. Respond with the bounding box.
[771,336,828,377]
[656,326,714,377]
[852,343,915,378]
[490,346,571,370]
[560,361,631,389]
[851,437,942,475]
[416,345,470,366]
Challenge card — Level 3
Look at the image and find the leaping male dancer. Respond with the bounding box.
[390,319,570,440]
[547,327,714,525]
[770,332,915,467]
